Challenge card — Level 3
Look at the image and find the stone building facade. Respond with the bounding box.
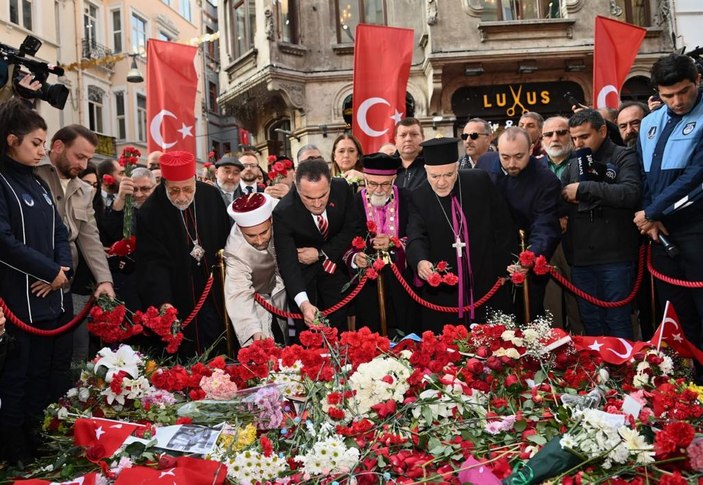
[218,0,676,160]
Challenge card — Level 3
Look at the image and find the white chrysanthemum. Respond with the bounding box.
[659,354,674,374]
[632,372,650,389]
[269,360,305,397]
[223,450,287,483]
[618,426,655,464]
[347,355,411,415]
[295,435,360,477]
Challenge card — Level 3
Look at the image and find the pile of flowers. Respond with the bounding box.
[12,317,703,484]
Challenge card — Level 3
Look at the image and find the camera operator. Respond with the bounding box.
[634,54,703,372]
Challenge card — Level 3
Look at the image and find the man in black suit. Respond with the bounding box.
[273,159,362,332]
[233,151,265,199]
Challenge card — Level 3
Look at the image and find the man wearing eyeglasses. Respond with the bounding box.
[232,151,265,199]
[458,118,493,169]
[343,153,418,336]
[616,101,649,148]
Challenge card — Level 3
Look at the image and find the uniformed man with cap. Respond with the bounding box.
[136,151,231,357]
[214,155,244,206]
[406,137,517,331]
[224,193,287,346]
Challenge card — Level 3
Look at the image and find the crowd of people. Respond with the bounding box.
[0,52,702,467]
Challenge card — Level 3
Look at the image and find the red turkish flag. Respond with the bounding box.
[13,472,98,484]
[147,39,198,154]
[114,456,227,485]
[352,24,414,153]
[74,417,144,459]
[593,16,646,109]
[572,335,650,365]
[650,301,703,364]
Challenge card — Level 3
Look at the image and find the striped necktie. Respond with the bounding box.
[317,214,328,240]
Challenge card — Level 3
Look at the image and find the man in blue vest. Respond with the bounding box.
[635,53,703,363]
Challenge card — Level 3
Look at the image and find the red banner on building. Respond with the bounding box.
[147,39,198,154]
[352,24,414,153]
[593,16,646,109]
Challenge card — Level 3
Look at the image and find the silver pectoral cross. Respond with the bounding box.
[452,236,466,258]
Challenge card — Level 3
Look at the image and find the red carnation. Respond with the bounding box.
[372,258,385,271]
[208,151,215,159]
[273,161,285,173]
[365,268,378,280]
[442,272,459,286]
[533,255,550,275]
[435,261,448,272]
[102,174,115,186]
[518,250,536,268]
[366,220,377,234]
[511,271,526,285]
[204,162,213,169]
[427,272,442,287]
[268,170,277,180]
[260,435,274,457]
[327,406,345,420]
[267,155,277,163]
[352,236,366,250]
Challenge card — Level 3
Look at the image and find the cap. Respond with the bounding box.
[216,156,244,170]
[361,153,401,176]
[420,137,461,166]
[160,151,196,182]
[227,193,274,227]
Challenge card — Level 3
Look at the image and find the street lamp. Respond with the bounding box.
[126,53,144,83]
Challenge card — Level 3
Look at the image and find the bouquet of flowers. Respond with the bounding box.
[86,295,143,343]
[267,155,293,185]
[133,305,185,354]
[107,146,141,258]
[509,249,551,286]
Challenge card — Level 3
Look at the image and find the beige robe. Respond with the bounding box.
[224,225,287,346]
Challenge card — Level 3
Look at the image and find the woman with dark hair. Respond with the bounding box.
[331,133,365,191]
[0,97,73,466]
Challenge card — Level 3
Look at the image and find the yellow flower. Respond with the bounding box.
[217,423,257,452]
[144,360,159,376]
[688,382,703,403]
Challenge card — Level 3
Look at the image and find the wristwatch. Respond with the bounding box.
[318,249,325,261]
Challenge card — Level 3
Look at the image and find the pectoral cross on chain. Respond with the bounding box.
[452,236,466,259]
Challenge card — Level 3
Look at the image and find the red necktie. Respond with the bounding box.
[317,214,328,240]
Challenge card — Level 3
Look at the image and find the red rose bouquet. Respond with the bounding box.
[107,146,141,257]
[267,155,293,185]
[133,305,184,354]
[87,295,143,343]
[426,260,459,287]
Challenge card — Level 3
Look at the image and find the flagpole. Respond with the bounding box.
[656,300,670,352]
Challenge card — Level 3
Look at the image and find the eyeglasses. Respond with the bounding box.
[366,181,393,189]
[542,129,569,138]
[134,185,155,193]
[242,163,259,169]
[460,132,490,141]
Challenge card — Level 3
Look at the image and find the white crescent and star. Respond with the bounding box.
[605,338,634,360]
[149,109,193,150]
[596,85,618,109]
[356,97,403,138]
[95,426,105,440]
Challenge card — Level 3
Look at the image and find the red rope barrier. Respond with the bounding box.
[548,244,646,308]
[180,275,215,328]
[254,275,368,319]
[0,295,95,337]
[389,263,506,313]
[647,245,703,288]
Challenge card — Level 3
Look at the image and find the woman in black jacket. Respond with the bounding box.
[0,98,73,467]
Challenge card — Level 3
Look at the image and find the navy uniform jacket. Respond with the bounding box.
[476,153,561,258]
[0,157,72,323]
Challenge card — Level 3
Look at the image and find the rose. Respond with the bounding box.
[442,272,459,286]
[267,155,277,164]
[102,174,115,186]
[435,261,448,272]
[367,220,377,234]
[273,161,285,174]
[427,272,442,287]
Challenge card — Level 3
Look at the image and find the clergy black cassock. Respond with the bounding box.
[136,181,231,357]
[345,185,420,336]
[406,140,518,332]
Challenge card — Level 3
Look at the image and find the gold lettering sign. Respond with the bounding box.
[95,134,117,158]
[482,84,551,117]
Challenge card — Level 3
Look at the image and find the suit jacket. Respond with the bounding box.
[224,225,286,346]
[35,159,113,286]
[273,178,362,298]
[232,183,264,201]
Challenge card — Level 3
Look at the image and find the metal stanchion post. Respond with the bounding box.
[217,249,235,357]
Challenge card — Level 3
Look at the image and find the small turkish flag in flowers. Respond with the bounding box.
[74,417,144,460]
[114,456,227,485]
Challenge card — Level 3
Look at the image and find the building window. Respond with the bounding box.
[336,0,385,42]
[212,141,221,159]
[277,0,298,44]
[131,13,147,55]
[473,0,561,21]
[223,142,232,154]
[137,94,147,142]
[158,31,172,41]
[179,0,192,22]
[230,0,256,59]
[84,3,98,49]
[10,0,33,30]
[206,27,217,59]
[612,0,650,27]
[114,91,126,140]
[112,9,123,53]
[208,82,219,113]
[88,86,105,134]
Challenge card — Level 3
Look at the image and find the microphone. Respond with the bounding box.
[575,148,596,182]
[657,234,680,259]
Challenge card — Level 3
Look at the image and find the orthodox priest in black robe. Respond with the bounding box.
[406,138,518,332]
[136,151,231,357]
[342,153,419,337]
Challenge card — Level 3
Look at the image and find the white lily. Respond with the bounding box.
[94,345,143,382]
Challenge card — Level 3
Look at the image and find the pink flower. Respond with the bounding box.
[688,438,703,472]
[199,368,238,400]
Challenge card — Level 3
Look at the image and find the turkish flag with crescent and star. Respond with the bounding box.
[650,301,703,364]
[147,39,198,154]
[572,334,650,365]
[114,456,227,485]
[74,417,144,459]
[352,24,414,153]
[593,16,646,109]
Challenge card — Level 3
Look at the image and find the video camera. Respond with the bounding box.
[0,35,68,110]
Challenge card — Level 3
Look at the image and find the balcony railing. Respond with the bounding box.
[82,39,115,73]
